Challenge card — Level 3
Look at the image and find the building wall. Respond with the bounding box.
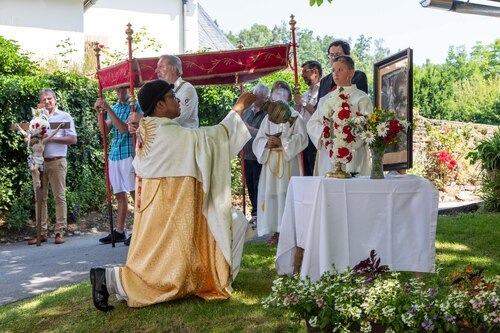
[0,0,84,61]
[84,0,197,57]
[183,0,199,53]
[0,0,201,63]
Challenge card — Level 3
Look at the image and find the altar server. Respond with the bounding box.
[253,82,308,245]
[308,55,372,176]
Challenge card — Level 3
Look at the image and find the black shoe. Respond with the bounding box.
[124,234,132,246]
[99,230,126,244]
[90,268,114,312]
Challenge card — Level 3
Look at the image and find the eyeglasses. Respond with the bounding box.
[327,52,343,59]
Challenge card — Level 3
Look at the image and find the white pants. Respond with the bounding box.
[109,157,135,194]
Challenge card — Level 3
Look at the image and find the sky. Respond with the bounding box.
[200,0,499,65]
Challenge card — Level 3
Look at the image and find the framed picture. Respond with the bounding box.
[374,48,413,171]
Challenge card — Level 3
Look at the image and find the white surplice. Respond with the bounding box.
[308,85,373,176]
[252,112,308,236]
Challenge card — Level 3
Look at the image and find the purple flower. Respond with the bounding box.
[429,288,438,298]
[421,318,435,331]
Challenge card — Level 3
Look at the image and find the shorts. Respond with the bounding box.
[109,157,135,194]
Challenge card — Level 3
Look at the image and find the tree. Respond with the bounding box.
[227,24,274,49]
[414,40,499,125]
[309,0,333,6]
[470,40,500,79]
[0,35,37,75]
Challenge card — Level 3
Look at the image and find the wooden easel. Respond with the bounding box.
[11,121,70,246]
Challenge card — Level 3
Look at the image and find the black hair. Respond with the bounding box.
[327,40,351,55]
[301,60,323,77]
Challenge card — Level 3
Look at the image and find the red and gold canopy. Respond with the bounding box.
[97,44,290,90]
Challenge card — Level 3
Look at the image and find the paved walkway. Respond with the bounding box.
[0,234,128,306]
[0,201,479,307]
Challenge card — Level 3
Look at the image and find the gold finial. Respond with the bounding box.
[130,95,136,104]
[93,41,101,57]
[125,23,134,41]
[237,40,244,49]
[289,14,296,29]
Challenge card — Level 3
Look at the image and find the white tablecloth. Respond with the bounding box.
[276,175,439,282]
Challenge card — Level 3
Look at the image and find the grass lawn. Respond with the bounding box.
[0,212,498,333]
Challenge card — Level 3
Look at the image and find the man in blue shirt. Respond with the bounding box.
[94,87,142,245]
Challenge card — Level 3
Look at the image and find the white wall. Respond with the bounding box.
[84,0,199,58]
[0,0,84,61]
[0,0,202,63]
[183,0,199,53]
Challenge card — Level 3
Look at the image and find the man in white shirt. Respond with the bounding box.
[294,60,322,176]
[156,55,199,128]
[28,89,77,245]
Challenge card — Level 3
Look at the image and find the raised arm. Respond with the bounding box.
[94,98,129,135]
[232,92,256,118]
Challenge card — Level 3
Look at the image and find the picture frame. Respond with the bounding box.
[373,48,413,171]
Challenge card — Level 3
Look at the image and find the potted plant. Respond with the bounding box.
[263,251,499,332]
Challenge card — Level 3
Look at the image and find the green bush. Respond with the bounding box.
[467,130,500,211]
[0,71,105,230]
[414,40,499,125]
[0,35,37,75]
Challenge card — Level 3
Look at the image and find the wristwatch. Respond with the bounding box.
[302,101,307,107]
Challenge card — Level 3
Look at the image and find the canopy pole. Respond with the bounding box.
[93,42,115,247]
[125,23,137,153]
[289,15,306,175]
[239,80,247,217]
[233,68,247,217]
[289,14,300,95]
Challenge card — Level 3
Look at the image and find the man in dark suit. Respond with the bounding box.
[317,40,368,103]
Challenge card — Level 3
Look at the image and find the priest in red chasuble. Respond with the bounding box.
[90,80,256,311]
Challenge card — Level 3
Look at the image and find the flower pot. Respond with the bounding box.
[370,147,385,179]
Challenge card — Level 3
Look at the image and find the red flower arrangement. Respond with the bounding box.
[437,151,458,171]
[321,87,358,165]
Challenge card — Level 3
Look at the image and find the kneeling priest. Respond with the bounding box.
[90,80,255,311]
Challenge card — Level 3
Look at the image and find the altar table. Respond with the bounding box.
[275,175,439,282]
